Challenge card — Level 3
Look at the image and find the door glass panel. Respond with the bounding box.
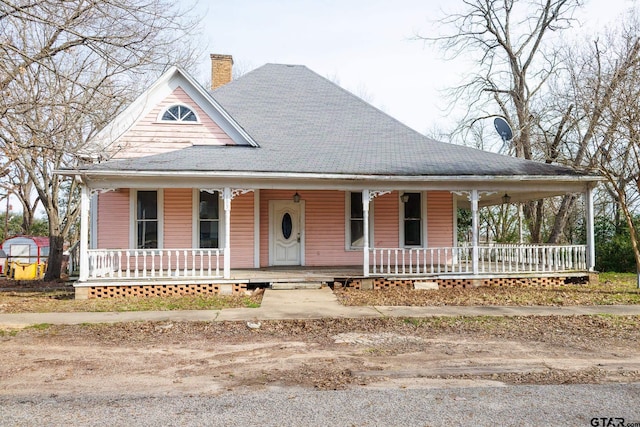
[282,213,293,239]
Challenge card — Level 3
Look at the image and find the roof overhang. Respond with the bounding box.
[62,168,602,207]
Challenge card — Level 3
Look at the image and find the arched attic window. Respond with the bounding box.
[159,104,198,123]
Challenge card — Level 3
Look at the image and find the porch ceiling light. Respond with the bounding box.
[293,192,301,203]
[502,193,511,204]
[400,193,410,203]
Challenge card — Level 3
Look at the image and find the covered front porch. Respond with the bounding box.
[71,173,598,298]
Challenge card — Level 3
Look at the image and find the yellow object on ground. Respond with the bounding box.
[9,261,46,280]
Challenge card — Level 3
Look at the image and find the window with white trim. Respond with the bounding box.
[350,192,364,247]
[136,190,158,249]
[198,190,220,248]
[346,192,373,249]
[402,192,422,246]
[160,104,198,122]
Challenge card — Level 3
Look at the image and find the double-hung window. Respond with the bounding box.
[350,192,364,247]
[136,190,159,249]
[198,190,220,248]
[346,192,373,249]
[402,192,422,246]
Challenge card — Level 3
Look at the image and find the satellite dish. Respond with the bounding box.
[493,117,513,142]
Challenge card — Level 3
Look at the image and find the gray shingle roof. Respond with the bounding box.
[87,63,584,177]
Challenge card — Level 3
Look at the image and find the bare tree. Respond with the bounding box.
[578,11,640,285]
[0,164,40,234]
[420,0,585,243]
[481,204,520,243]
[0,0,203,280]
[0,0,201,97]
[0,158,34,233]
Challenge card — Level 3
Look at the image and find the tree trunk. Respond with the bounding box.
[547,194,576,244]
[617,189,640,289]
[523,200,544,243]
[44,233,64,281]
[21,206,33,235]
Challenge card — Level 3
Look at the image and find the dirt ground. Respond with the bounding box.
[2,316,640,396]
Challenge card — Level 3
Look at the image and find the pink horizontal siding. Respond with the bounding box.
[97,189,130,248]
[114,87,235,159]
[260,190,362,267]
[94,188,454,270]
[230,192,255,268]
[304,191,362,266]
[257,190,454,267]
[164,188,192,248]
[372,191,399,248]
[427,191,454,247]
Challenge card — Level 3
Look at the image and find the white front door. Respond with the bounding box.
[270,200,304,266]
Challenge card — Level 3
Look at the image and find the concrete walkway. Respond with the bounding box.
[2,287,640,328]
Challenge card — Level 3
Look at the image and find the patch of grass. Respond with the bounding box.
[27,323,52,330]
[0,291,263,313]
[404,316,462,328]
[0,329,19,337]
[91,294,262,312]
[598,272,637,286]
[403,318,423,327]
[594,313,640,328]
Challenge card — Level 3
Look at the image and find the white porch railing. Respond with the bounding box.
[371,244,587,276]
[87,249,223,280]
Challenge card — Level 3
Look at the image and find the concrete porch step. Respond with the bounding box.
[270,282,324,290]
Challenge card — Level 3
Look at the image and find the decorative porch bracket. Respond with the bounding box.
[363,190,391,277]
[217,188,254,279]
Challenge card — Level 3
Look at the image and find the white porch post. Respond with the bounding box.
[586,185,595,271]
[362,189,370,277]
[79,184,90,282]
[471,189,479,275]
[518,203,523,244]
[223,187,232,279]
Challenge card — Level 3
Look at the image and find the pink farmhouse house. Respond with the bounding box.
[63,55,600,298]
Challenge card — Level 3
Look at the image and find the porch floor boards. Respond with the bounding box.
[79,266,365,286]
[228,266,363,283]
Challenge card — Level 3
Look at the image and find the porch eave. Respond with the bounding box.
[64,169,602,190]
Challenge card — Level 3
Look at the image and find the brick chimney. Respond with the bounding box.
[210,54,233,90]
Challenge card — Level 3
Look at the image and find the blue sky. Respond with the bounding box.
[195,0,636,137]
